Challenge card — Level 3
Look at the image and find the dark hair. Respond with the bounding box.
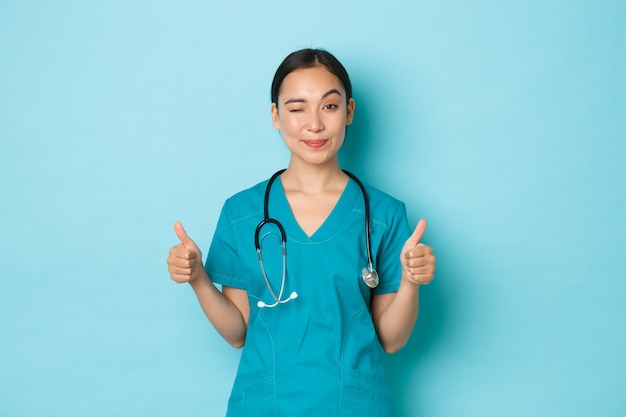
[271,48,352,107]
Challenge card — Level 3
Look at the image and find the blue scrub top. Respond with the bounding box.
[205,174,410,417]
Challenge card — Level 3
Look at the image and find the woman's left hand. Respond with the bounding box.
[400,219,436,285]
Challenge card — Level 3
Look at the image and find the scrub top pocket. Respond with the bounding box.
[340,368,394,417]
[227,368,276,417]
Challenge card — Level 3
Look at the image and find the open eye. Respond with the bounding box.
[323,103,339,110]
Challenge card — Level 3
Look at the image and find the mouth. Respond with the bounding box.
[303,139,328,148]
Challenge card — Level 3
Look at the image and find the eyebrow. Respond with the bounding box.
[283,89,343,105]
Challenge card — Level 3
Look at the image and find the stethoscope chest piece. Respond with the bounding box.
[362,267,379,289]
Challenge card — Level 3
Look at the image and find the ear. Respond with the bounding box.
[271,102,281,130]
[346,98,355,126]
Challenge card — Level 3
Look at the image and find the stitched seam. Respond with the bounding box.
[258,313,277,417]
[231,209,264,225]
[339,306,367,416]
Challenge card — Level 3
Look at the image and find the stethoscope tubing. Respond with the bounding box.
[342,170,374,271]
[254,169,371,261]
[254,169,376,308]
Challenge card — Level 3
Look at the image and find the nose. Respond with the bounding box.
[306,110,324,133]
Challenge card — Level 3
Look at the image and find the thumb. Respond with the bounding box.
[404,218,427,249]
[174,221,197,249]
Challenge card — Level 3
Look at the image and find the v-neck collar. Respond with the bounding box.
[268,175,360,243]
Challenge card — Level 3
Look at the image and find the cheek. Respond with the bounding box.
[280,116,302,134]
[330,118,348,138]
[329,111,349,128]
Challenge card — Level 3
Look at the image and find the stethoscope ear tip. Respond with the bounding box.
[257,292,298,309]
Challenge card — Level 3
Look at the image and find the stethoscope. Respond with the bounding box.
[254,169,378,308]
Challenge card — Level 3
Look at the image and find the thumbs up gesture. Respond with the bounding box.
[167,221,203,283]
[400,219,436,285]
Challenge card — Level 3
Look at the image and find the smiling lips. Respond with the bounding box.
[303,139,328,148]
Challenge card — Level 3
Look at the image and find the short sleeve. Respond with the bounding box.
[372,202,410,295]
[204,202,247,290]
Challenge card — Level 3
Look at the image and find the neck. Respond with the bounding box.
[281,160,346,193]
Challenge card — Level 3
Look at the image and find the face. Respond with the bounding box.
[271,65,355,168]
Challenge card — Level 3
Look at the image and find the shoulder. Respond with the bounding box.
[355,181,409,238]
[363,183,404,206]
[220,178,269,223]
[362,182,407,217]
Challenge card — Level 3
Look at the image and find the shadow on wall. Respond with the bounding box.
[383,251,451,417]
[340,69,455,417]
[338,98,374,177]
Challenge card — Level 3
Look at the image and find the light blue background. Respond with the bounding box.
[1,1,625,416]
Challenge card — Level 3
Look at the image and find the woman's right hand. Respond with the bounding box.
[167,221,203,283]
[167,221,248,347]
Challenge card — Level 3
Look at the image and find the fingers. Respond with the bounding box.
[168,222,202,283]
[174,221,196,249]
[169,242,197,259]
[403,243,436,285]
[403,266,435,285]
[167,247,200,283]
[167,244,199,283]
[401,219,432,284]
[168,245,197,264]
[404,242,433,261]
[404,247,436,271]
[400,219,428,259]
[168,263,196,283]
[404,256,436,275]
[406,219,427,247]
[405,271,435,286]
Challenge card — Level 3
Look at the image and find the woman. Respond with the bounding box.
[167,48,436,416]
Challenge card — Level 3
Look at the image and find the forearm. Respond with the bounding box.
[374,281,420,353]
[189,270,247,348]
